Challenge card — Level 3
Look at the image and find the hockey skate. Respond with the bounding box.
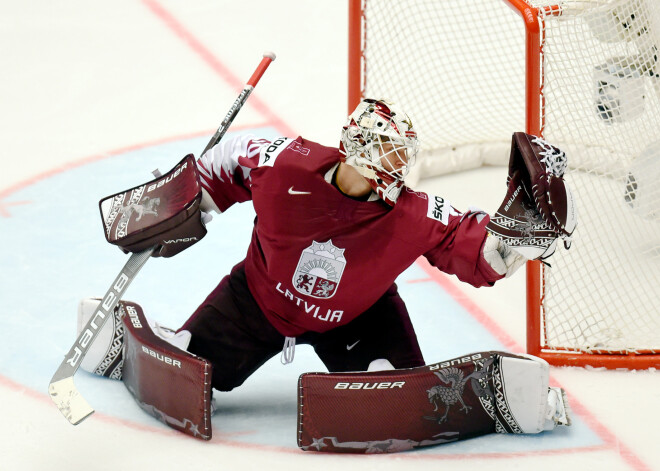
[544,387,571,430]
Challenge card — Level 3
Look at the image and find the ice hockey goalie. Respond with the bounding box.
[298,351,570,453]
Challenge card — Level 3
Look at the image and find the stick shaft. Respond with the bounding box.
[49,52,277,425]
[48,247,155,424]
[201,53,276,156]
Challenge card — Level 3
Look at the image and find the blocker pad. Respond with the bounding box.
[99,154,206,258]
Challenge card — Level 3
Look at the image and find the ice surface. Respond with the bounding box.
[0,1,657,470]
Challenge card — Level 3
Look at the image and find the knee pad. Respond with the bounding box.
[77,298,212,440]
[120,300,213,440]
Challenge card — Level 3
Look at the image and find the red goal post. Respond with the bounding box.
[348,0,660,369]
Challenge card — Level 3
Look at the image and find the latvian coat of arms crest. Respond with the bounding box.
[292,240,346,299]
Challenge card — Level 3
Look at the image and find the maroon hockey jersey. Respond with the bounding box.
[197,135,502,336]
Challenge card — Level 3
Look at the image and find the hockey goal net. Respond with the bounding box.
[349,0,660,369]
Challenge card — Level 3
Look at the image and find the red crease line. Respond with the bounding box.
[415,256,651,471]
[140,0,297,139]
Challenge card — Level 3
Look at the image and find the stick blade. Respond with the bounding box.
[48,376,95,425]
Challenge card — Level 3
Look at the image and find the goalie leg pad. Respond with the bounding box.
[77,298,191,379]
[495,352,549,433]
[497,353,571,431]
[298,351,570,453]
[120,301,213,440]
[77,298,125,379]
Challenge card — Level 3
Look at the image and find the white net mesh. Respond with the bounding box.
[362,0,526,177]
[538,0,660,354]
[360,0,660,356]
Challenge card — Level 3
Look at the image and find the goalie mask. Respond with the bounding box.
[340,99,419,205]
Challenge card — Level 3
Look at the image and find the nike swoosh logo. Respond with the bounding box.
[288,186,311,195]
[346,340,360,351]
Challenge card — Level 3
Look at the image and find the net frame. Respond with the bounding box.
[348,0,660,369]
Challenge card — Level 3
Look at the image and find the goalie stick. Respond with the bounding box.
[48,247,154,424]
[48,52,277,425]
[201,51,276,155]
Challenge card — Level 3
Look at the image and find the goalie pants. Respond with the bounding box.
[180,261,425,391]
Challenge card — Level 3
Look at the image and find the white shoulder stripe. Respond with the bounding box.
[197,164,212,182]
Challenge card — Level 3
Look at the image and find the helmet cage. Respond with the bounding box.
[340,99,419,205]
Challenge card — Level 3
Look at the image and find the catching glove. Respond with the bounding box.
[486,133,577,261]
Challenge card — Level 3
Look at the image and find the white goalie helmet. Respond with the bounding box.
[340,98,419,206]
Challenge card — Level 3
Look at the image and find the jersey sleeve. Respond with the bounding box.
[196,134,271,212]
[423,205,504,288]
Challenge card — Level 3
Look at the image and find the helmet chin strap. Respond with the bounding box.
[348,161,403,206]
[353,165,377,180]
[381,182,402,202]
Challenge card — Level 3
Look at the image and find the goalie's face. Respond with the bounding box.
[340,99,419,206]
[378,136,413,177]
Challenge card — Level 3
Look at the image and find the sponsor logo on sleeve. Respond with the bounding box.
[426,195,452,225]
[259,137,292,167]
